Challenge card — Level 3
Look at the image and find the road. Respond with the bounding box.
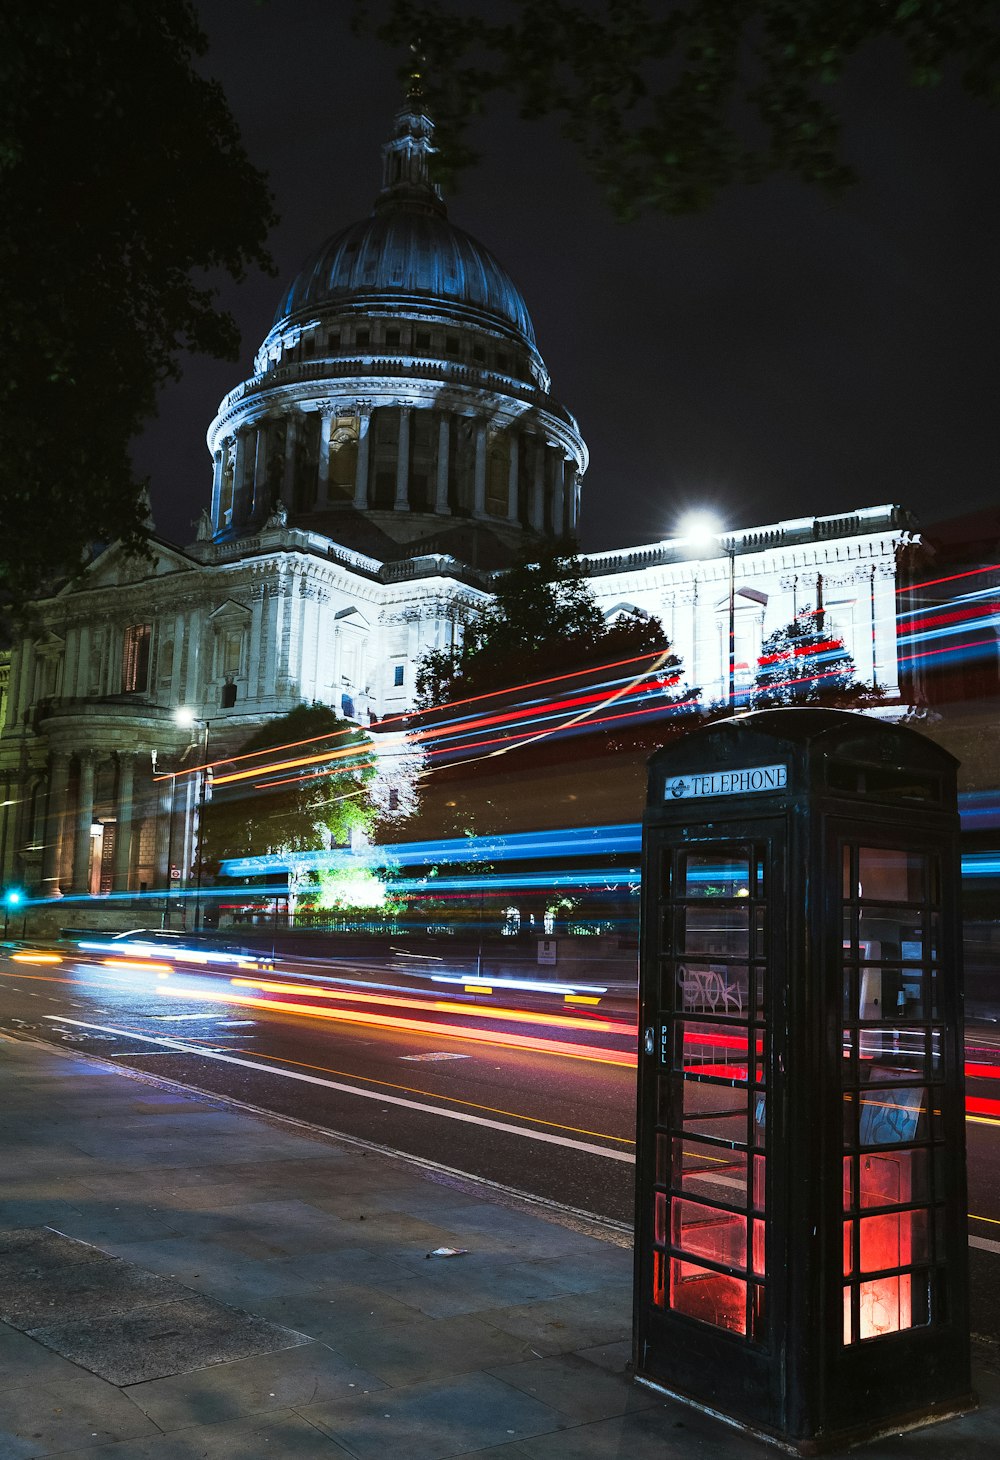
[2,941,999,1338]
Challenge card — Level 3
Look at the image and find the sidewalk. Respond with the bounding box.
[1,1037,997,1460]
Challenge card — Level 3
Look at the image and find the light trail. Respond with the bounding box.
[153,980,638,1065]
[41,1016,636,1161]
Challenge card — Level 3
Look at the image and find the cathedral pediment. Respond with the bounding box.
[61,538,197,595]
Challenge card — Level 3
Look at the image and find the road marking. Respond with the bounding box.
[970,1235,1000,1256]
[401,1052,471,1062]
[44,1015,634,1163]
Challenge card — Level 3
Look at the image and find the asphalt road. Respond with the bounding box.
[2,943,999,1338]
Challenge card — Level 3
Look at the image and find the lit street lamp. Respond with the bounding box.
[3,887,24,940]
[678,512,737,713]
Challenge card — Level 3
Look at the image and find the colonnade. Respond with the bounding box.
[29,748,186,899]
[212,406,579,541]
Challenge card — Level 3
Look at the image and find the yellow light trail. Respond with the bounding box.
[229,976,635,1037]
[10,951,62,964]
[156,981,636,1066]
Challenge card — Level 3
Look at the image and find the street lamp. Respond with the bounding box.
[3,887,24,940]
[678,512,737,713]
[174,707,211,933]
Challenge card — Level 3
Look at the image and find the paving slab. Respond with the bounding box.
[300,1370,567,1460]
[0,1367,161,1459]
[26,1407,354,1460]
[30,1290,311,1386]
[124,1339,387,1430]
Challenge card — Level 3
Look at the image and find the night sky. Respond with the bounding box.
[134,0,1000,555]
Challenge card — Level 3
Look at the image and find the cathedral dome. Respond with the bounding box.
[272,208,538,348]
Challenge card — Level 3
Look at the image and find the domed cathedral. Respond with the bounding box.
[206,92,587,569]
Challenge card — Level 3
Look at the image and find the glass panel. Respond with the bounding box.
[683,905,749,956]
[858,1029,927,1074]
[752,1283,766,1340]
[842,908,854,951]
[844,1155,854,1210]
[858,1148,930,1207]
[671,1197,747,1268]
[674,1021,751,1081]
[683,853,751,900]
[859,966,925,1023]
[844,1285,854,1344]
[857,848,925,904]
[682,1081,748,1144]
[859,1274,913,1338]
[753,1094,766,1147]
[859,909,924,961]
[653,1250,665,1307]
[752,1219,765,1276]
[859,1209,929,1273]
[754,905,765,957]
[655,1190,667,1244]
[672,1137,748,1204]
[753,1154,766,1212]
[843,844,853,900]
[844,1219,854,1275]
[670,1257,747,1334]
[859,1084,928,1146]
[676,962,748,1015]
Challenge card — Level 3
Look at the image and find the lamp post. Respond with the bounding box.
[678,512,737,712]
[3,888,24,940]
[174,708,211,934]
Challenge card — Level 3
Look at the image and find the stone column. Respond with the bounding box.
[435,415,451,514]
[531,441,546,532]
[153,769,173,890]
[75,625,91,698]
[230,429,246,528]
[394,407,411,510]
[210,450,224,531]
[113,753,135,893]
[281,415,298,502]
[473,422,487,517]
[506,432,520,523]
[552,457,565,538]
[40,751,71,898]
[317,410,333,504]
[353,413,371,510]
[71,752,97,894]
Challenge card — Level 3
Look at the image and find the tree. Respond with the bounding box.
[751,609,882,708]
[415,541,677,705]
[0,2,276,619]
[353,1,1000,216]
[203,705,376,870]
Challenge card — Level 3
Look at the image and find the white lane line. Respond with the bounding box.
[970,1235,1000,1256]
[44,1015,634,1164]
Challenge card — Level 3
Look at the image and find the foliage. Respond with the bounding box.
[415,541,677,705]
[312,866,398,914]
[750,610,883,708]
[203,705,376,867]
[0,1,276,620]
[353,1,1000,216]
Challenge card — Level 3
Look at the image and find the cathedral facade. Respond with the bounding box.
[0,98,916,907]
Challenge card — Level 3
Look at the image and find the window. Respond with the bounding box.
[445,334,459,357]
[651,844,769,1341]
[415,330,431,349]
[355,328,370,347]
[393,664,405,687]
[385,327,401,347]
[841,843,944,1344]
[302,336,315,357]
[220,680,237,709]
[122,624,151,693]
[327,330,340,350]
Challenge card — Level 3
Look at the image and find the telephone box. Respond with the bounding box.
[633,709,973,1451]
